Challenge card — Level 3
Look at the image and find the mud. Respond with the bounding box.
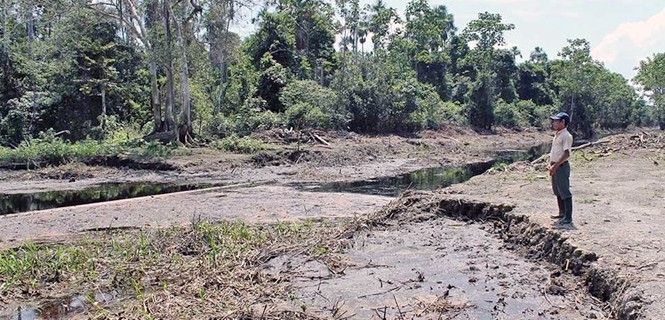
[275,218,608,319]
[363,192,643,319]
[0,291,116,320]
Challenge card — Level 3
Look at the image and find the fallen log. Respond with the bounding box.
[530,138,612,164]
[310,132,331,146]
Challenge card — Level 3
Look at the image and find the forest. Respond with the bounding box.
[1,0,664,152]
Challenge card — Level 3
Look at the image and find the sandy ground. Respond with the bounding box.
[439,131,665,319]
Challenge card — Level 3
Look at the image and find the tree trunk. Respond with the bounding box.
[171,4,192,141]
[26,3,35,42]
[149,59,161,132]
[163,0,176,132]
[101,85,107,130]
[118,0,125,42]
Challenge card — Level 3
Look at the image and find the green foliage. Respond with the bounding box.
[285,102,329,130]
[635,53,665,129]
[0,243,90,291]
[466,71,496,130]
[212,134,273,154]
[0,130,175,165]
[494,100,521,128]
[280,80,347,129]
[233,110,285,137]
[0,0,652,148]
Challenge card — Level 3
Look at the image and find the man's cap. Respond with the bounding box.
[550,112,570,122]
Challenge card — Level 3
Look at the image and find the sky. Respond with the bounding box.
[232,0,665,80]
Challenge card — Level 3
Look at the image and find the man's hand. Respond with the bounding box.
[548,163,559,176]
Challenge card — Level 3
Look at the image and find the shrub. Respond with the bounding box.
[212,134,272,154]
[494,100,522,128]
[440,101,466,125]
[233,111,284,136]
[285,102,329,130]
[280,80,347,129]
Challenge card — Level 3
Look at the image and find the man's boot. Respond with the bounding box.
[560,197,573,224]
[551,197,564,219]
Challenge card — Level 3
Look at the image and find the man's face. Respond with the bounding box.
[551,119,565,131]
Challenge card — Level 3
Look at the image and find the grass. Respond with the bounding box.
[0,137,177,167]
[0,219,350,319]
[212,134,275,154]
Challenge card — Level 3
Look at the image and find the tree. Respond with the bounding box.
[366,0,399,50]
[461,12,515,128]
[466,71,495,130]
[635,53,665,129]
[403,0,456,100]
[517,48,555,105]
[552,39,599,137]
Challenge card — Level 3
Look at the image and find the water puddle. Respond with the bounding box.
[297,143,550,197]
[0,181,224,216]
[298,161,495,197]
[0,291,116,320]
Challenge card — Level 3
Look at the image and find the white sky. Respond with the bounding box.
[231,0,665,80]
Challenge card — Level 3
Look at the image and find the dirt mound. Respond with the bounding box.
[251,149,323,167]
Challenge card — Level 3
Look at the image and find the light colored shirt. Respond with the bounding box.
[549,128,573,163]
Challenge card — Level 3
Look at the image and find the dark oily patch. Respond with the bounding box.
[286,219,606,319]
[0,291,116,320]
[0,181,225,215]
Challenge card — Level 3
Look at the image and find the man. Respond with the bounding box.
[548,112,573,225]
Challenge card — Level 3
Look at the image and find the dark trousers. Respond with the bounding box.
[552,162,573,223]
[551,161,571,199]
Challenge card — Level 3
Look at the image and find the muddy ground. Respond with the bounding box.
[0,127,549,245]
[276,219,607,319]
[1,128,663,319]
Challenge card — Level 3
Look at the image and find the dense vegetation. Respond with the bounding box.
[0,0,662,150]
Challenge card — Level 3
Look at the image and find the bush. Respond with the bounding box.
[233,110,285,136]
[0,109,29,147]
[440,101,466,125]
[280,80,348,129]
[206,114,236,138]
[0,130,176,165]
[533,104,557,128]
[494,100,522,128]
[212,134,273,154]
[285,102,329,130]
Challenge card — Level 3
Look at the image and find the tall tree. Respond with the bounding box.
[461,12,515,129]
[635,53,665,129]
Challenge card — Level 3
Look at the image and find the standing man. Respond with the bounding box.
[548,112,573,226]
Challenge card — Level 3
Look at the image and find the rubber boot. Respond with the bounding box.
[560,197,573,224]
[551,197,564,219]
